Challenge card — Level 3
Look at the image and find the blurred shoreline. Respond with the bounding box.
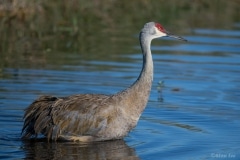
[0,0,239,69]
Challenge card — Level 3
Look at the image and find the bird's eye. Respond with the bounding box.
[155,23,166,33]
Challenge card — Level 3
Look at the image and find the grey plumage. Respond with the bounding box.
[21,22,187,142]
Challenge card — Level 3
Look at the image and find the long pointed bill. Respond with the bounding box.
[166,31,187,42]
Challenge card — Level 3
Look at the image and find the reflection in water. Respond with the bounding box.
[22,139,139,160]
[0,7,240,158]
[145,117,205,133]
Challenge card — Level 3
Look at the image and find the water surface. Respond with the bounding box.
[0,25,240,159]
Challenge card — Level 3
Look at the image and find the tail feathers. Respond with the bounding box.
[21,96,58,140]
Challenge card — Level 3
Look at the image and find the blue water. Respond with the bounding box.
[0,26,240,159]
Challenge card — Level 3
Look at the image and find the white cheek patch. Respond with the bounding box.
[155,28,167,37]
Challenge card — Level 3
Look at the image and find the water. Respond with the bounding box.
[0,26,240,159]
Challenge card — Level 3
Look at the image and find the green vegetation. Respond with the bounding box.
[0,0,239,69]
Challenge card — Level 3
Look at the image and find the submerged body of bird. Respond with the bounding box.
[22,22,187,142]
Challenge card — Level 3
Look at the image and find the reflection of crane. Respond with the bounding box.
[23,139,137,159]
[22,22,187,142]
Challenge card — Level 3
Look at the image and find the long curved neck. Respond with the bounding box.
[138,32,153,84]
[117,32,153,116]
[132,32,153,92]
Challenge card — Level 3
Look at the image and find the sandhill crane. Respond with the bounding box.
[22,22,187,142]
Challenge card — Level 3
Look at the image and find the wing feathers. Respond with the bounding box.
[22,94,112,141]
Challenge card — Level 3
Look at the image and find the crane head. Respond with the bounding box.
[154,22,187,42]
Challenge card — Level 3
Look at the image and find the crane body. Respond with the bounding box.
[22,22,187,142]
